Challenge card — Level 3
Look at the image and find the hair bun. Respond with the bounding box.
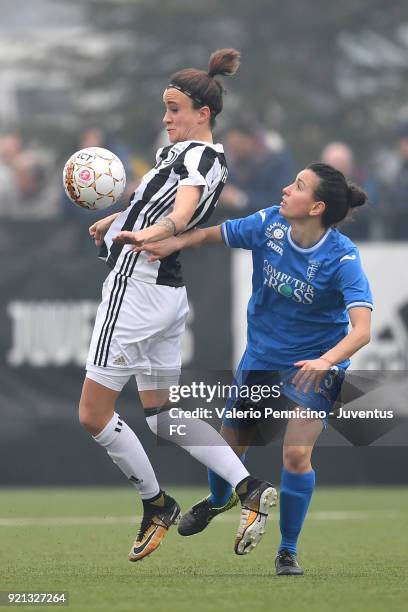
[208,48,241,78]
[347,183,367,208]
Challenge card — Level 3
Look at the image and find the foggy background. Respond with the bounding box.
[1,0,407,486]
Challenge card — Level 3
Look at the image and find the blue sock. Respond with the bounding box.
[279,467,315,554]
[208,453,246,506]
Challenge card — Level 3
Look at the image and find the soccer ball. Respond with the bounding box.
[63,147,126,210]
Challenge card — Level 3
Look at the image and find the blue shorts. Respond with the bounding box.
[222,351,345,431]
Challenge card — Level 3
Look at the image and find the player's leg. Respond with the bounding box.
[178,422,251,536]
[80,375,183,563]
[206,358,261,506]
[139,287,251,494]
[178,364,280,545]
[140,388,276,556]
[137,286,275,555]
[79,375,161,500]
[276,414,322,576]
[142,396,252,507]
[208,423,250,504]
[82,273,173,562]
[204,366,283,525]
[276,365,345,574]
[123,386,181,562]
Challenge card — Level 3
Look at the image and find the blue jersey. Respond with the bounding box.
[221,205,373,369]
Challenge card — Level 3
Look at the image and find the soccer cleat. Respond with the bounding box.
[234,477,277,555]
[128,492,180,562]
[275,549,304,575]
[178,491,239,536]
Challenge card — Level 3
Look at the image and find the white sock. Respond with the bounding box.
[145,409,249,488]
[93,412,160,499]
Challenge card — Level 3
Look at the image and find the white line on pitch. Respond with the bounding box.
[0,511,403,527]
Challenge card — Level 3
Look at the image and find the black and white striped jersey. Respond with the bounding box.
[101,140,227,286]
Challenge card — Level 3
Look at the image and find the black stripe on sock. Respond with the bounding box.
[144,406,171,416]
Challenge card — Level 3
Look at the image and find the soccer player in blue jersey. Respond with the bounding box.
[135,162,373,575]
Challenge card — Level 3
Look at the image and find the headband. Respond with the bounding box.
[167,82,217,115]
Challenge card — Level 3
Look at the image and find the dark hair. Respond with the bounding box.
[168,48,241,128]
[307,162,368,228]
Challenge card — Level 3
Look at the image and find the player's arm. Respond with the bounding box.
[139,208,263,260]
[293,307,371,391]
[112,185,203,247]
[89,213,121,247]
[319,307,371,365]
[132,226,222,262]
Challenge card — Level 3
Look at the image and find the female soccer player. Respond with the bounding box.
[132,162,373,575]
[80,49,276,563]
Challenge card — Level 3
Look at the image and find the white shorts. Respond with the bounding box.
[86,271,189,392]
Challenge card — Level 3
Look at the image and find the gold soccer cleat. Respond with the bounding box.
[128,492,180,562]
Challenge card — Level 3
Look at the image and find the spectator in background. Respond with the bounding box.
[376,121,408,240]
[321,142,378,241]
[217,121,295,219]
[0,132,58,220]
[0,135,19,211]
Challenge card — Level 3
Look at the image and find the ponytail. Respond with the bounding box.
[307,162,368,227]
[168,48,241,127]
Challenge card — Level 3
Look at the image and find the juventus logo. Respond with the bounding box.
[160,150,178,167]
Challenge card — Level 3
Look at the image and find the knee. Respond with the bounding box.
[283,446,312,473]
[78,399,104,436]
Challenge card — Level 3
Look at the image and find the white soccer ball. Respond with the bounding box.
[63,147,126,210]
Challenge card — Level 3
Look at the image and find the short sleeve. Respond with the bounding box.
[336,250,373,311]
[221,210,266,250]
[178,146,214,188]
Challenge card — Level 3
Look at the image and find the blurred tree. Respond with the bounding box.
[23,0,408,164]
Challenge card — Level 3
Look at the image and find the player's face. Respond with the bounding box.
[280,169,323,221]
[163,89,208,144]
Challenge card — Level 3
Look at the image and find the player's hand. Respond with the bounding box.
[89,217,114,247]
[219,185,248,209]
[292,358,332,393]
[141,237,181,262]
[112,231,145,247]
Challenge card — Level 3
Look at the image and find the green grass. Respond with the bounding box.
[1,487,407,612]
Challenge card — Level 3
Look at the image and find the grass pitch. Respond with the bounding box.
[1,486,407,612]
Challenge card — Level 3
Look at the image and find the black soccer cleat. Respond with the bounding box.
[178,492,239,536]
[234,477,277,555]
[128,491,181,562]
[275,548,304,575]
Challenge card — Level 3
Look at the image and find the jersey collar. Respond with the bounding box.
[287,226,332,253]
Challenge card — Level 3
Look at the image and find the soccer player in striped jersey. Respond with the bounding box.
[136,162,373,574]
[80,49,276,563]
